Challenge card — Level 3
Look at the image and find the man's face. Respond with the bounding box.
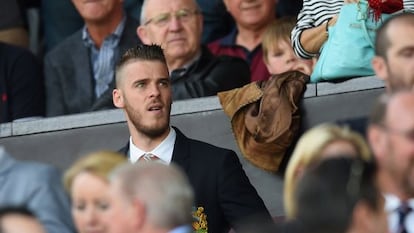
[223,0,275,29]
[372,93,414,198]
[103,180,137,233]
[71,0,123,23]
[113,60,172,139]
[373,22,414,92]
[137,0,203,65]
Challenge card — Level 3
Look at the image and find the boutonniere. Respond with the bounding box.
[192,206,208,233]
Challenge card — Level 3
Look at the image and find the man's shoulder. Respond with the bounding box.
[45,29,83,61]
[195,47,250,79]
[175,128,236,158]
[11,160,60,179]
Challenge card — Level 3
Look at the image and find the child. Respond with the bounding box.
[262,17,315,76]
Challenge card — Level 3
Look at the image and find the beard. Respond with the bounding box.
[124,98,171,139]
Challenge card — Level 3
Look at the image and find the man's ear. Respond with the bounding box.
[367,125,386,161]
[223,0,230,11]
[137,26,151,44]
[372,56,388,84]
[133,199,147,229]
[113,88,124,108]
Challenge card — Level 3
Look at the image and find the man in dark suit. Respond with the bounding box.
[136,0,250,101]
[44,0,141,117]
[113,44,272,233]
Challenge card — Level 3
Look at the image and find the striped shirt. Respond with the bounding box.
[291,0,414,59]
[82,16,126,98]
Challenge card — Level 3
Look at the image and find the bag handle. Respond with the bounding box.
[359,1,376,48]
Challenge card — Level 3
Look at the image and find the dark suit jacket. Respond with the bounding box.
[44,16,140,117]
[171,46,250,101]
[120,127,271,233]
[0,42,45,123]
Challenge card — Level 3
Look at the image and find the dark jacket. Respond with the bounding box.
[119,127,272,233]
[0,42,45,123]
[44,16,140,117]
[171,46,250,101]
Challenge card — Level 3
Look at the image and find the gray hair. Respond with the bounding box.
[109,162,194,229]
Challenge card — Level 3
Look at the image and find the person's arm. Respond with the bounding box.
[299,16,337,55]
[217,150,272,230]
[292,0,357,59]
[27,166,76,233]
[44,54,66,117]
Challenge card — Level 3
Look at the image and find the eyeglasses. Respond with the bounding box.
[144,9,200,27]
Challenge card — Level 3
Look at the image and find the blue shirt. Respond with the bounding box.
[82,16,126,98]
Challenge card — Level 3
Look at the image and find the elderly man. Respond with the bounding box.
[104,162,194,233]
[368,91,414,233]
[136,0,250,101]
[44,0,140,116]
[208,0,276,82]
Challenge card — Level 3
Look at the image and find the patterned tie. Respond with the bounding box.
[397,202,411,233]
[138,153,160,162]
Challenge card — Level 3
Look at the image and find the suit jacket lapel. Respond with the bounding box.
[71,32,94,107]
[171,127,191,174]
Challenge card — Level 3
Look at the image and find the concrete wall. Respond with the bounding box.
[0,76,385,217]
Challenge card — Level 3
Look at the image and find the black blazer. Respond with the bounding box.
[120,127,272,233]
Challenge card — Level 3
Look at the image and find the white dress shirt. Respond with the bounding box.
[384,194,414,233]
[128,127,176,164]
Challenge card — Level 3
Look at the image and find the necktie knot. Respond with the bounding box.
[139,153,160,162]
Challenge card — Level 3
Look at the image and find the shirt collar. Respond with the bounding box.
[82,14,127,48]
[129,127,176,164]
[169,50,202,75]
[384,193,414,212]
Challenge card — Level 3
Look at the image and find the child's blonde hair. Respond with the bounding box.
[262,17,297,63]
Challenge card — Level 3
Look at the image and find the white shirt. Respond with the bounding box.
[128,127,176,164]
[384,194,414,233]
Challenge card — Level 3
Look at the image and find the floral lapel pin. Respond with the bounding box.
[192,206,208,233]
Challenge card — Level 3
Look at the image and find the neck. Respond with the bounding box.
[235,18,272,51]
[128,123,170,152]
[377,170,412,201]
[85,12,123,48]
[167,58,187,71]
[166,49,199,71]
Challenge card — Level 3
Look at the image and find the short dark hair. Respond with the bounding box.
[294,157,379,233]
[116,44,167,86]
[368,92,390,126]
[376,12,414,58]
